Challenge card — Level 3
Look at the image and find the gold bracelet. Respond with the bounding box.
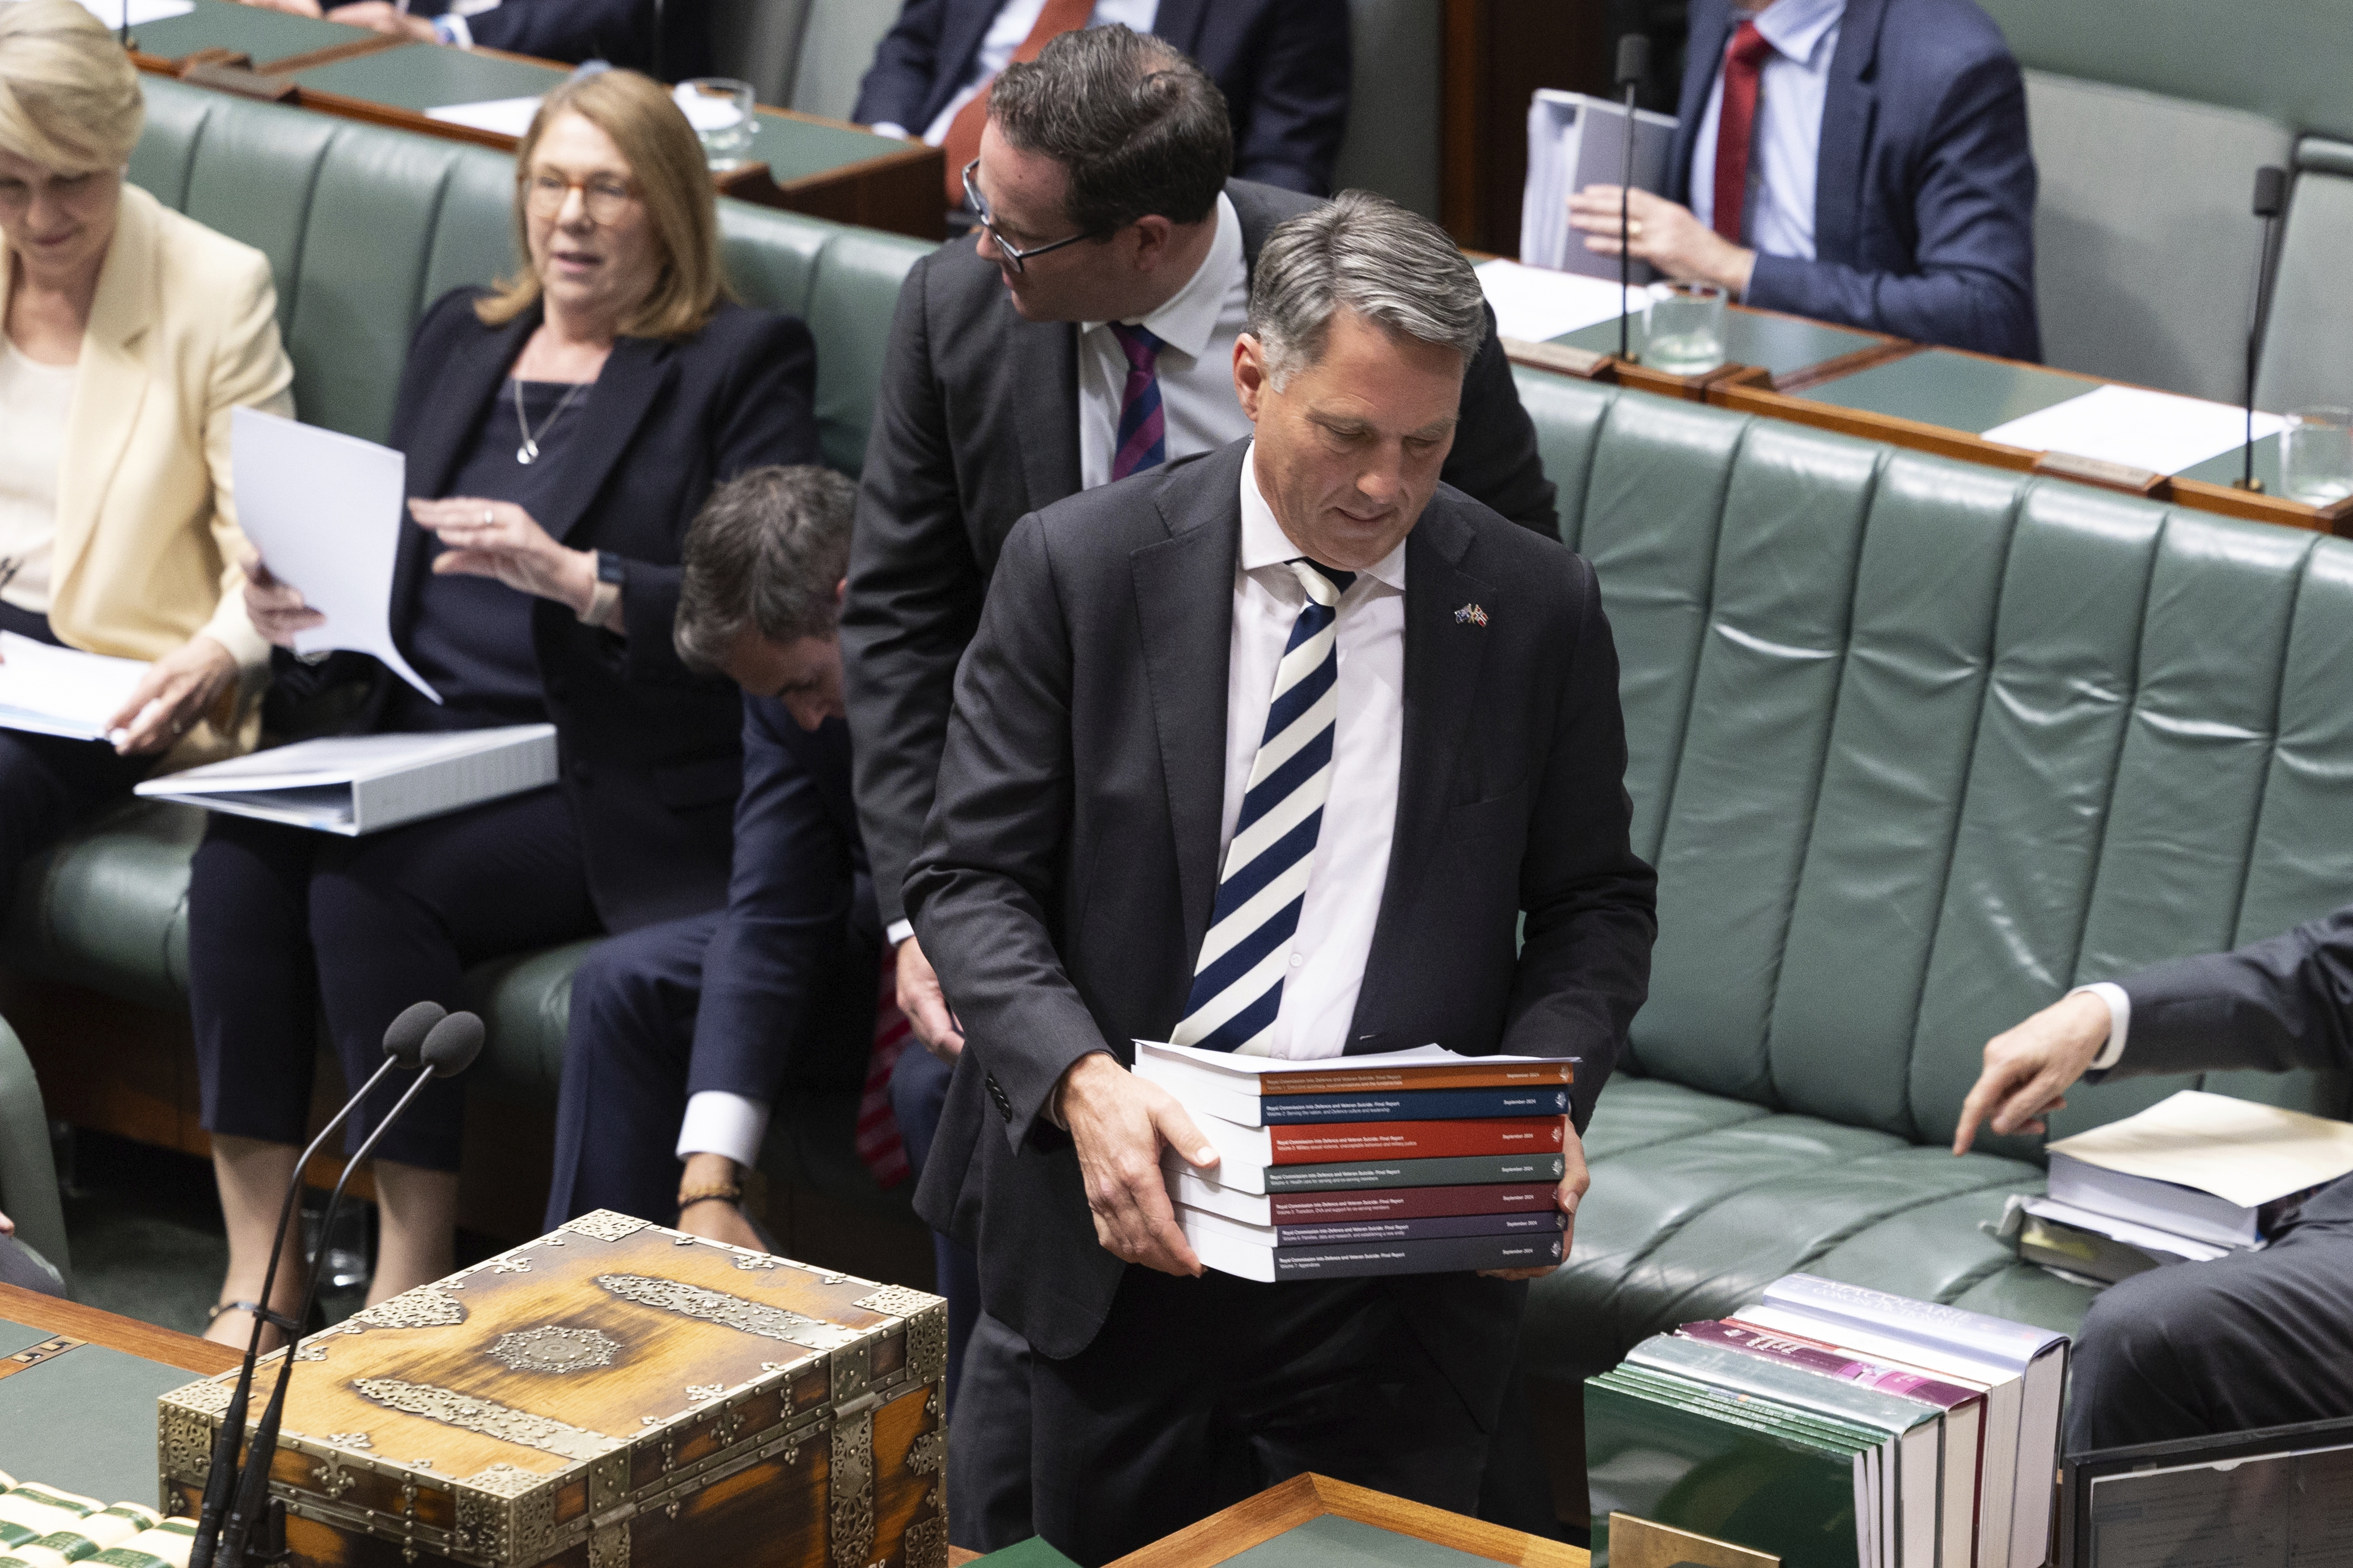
[676,1180,742,1210]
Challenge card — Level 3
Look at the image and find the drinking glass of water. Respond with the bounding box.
[2281,406,2353,504]
[1643,280,1728,375]
[675,78,757,171]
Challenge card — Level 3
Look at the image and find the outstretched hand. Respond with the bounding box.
[410,499,603,619]
[1058,1052,1218,1277]
[1952,990,2113,1154]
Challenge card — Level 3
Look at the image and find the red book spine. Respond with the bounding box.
[1266,1183,1561,1223]
[1264,1116,1566,1165]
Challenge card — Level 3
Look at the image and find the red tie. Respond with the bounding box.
[854,954,914,1187]
[1712,20,1773,244]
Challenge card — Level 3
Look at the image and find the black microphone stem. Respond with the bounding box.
[2245,210,2280,491]
[189,1053,404,1568]
[215,1066,443,1568]
[1619,77,1638,363]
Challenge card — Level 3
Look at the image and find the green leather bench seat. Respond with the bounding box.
[3,78,931,1218]
[1511,366,2353,1370]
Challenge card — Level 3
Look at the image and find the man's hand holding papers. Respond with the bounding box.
[1058,1052,1219,1278]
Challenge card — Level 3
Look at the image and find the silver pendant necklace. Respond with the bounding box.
[515,376,587,464]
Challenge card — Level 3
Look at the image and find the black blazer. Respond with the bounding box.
[274,287,817,933]
[902,440,1657,1408]
[687,698,882,1101]
[2102,904,2353,1082]
[842,177,1559,931]
[414,0,710,77]
[1667,0,2038,359]
[851,0,1351,196]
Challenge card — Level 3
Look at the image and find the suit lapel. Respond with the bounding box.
[1669,1,1733,206]
[1813,0,1886,267]
[929,0,1006,129]
[1131,445,1243,957]
[389,305,532,628]
[534,332,677,545]
[1350,499,1491,1051]
[49,190,160,580]
[1010,317,1082,511]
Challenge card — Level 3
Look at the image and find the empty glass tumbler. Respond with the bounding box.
[676,78,757,170]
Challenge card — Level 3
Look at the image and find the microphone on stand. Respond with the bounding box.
[187,1002,444,1568]
[2238,164,2288,492]
[214,1011,485,1568]
[1615,33,1651,364]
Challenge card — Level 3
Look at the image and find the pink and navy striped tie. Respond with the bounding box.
[1109,321,1167,481]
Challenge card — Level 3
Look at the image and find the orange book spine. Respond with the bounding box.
[1264,1116,1567,1165]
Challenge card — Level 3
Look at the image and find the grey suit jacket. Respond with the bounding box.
[2108,904,2353,1081]
[901,440,1655,1408]
[843,177,1561,930]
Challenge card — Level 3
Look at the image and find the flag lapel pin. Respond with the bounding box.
[1453,602,1489,626]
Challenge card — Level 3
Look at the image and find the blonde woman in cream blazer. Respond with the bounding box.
[0,0,292,908]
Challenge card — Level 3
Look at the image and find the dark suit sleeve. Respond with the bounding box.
[904,515,1106,1151]
[1224,0,1351,196]
[1439,303,1560,541]
[616,313,818,684]
[843,257,986,932]
[460,0,652,66]
[2107,907,2353,1083]
[1743,50,2040,360]
[1497,554,1657,1131]
[853,0,951,129]
[686,702,859,1101]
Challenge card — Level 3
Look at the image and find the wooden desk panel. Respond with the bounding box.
[0,1283,238,1376]
[1110,1474,1587,1568]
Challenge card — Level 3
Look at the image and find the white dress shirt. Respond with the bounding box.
[0,338,77,614]
[1214,443,1407,1060]
[1687,0,1846,264]
[868,0,1160,144]
[1077,190,1254,491]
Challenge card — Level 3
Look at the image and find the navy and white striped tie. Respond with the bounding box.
[1171,559,1355,1055]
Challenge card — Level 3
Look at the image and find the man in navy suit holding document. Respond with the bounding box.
[904,192,1656,1563]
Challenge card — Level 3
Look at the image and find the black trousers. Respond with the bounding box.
[188,787,598,1172]
[2067,1172,2353,1452]
[1011,1267,1492,1566]
[0,605,152,913]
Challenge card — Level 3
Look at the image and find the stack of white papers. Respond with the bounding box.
[0,632,149,742]
[1476,259,1633,346]
[426,97,545,138]
[1979,384,2284,474]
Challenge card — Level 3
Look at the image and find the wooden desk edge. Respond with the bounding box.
[0,1282,238,1378]
[1107,1473,1588,1568]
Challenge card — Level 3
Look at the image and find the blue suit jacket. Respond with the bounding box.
[686,699,882,1101]
[1668,0,2040,360]
[418,0,709,78]
[850,0,1350,196]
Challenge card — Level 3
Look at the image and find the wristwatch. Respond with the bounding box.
[580,550,625,628]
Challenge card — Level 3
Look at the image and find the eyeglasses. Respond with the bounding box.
[521,170,639,224]
[961,159,1097,274]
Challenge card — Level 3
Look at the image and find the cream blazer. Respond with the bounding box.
[25,183,294,720]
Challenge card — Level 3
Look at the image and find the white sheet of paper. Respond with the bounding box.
[426,97,545,137]
[1980,384,2286,475]
[231,407,439,703]
[1136,1039,1573,1077]
[2046,1089,2353,1209]
[30,0,197,28]
[1475,258,1633,346]
[0,632,150,741]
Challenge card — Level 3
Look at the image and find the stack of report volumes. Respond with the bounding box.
[1587,1273,2069,1568]
[2021,1090,2353,1285]
[1135,1041,1575,1281]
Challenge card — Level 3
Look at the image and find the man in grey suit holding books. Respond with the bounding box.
[904,193,1656,1563]
[1955,903,2353,1453]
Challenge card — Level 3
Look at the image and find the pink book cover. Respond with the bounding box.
[1685,1318,1984,1409]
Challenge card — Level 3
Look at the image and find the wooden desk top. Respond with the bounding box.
[0,1282,238,1376]
[1112,1475,1586,1568]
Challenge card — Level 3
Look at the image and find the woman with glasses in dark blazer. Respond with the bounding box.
[189,67,816,1346]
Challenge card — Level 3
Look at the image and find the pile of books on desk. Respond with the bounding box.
[1586,1274,2070,1568]
[0,1472,195,1568]
[1136,1042,1575,1280]
[2013,1090,2353,1287]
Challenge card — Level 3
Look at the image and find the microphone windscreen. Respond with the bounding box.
[419,1012,487,1078]
[381,1001,447,1066]
[2253,165,2288,218]
[1616,35,1652,89]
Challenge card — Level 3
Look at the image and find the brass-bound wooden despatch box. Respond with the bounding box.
[156,1212,948,1568]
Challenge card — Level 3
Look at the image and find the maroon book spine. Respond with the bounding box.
[1264,1183,1561,1224]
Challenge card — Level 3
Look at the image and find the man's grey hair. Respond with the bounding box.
[1248,192,1489,387]
[675,465,858,674]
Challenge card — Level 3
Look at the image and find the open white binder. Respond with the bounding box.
[137,725,558,835]
[1519,90,1678,282]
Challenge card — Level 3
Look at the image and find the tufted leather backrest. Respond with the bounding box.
[1521,368,2353,1158]
[129,76,930,473]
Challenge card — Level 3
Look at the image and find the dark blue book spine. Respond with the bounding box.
[1269,1231,1566,1277]
[1258,1086,1573,1123]
[1275,1210,1569,1246]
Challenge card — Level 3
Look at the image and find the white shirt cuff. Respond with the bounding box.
[2072,981,2131,1071]
[870,122,910,141]
[887,919,915,947]
[432,12,473,46]
[676,1091,771,1168]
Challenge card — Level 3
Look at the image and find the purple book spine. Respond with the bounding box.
[1680,1319,1979,1408]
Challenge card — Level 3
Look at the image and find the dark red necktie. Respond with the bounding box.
[1712,20,1773,244]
